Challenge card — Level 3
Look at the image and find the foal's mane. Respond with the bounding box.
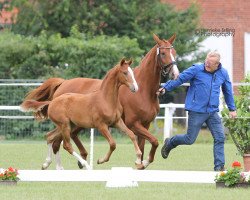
[100,64,120,90]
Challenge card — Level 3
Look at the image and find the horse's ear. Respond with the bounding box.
[120,58,126,66]
[168,33,176,44]
[153,33,161,45]
[128,59,133,65]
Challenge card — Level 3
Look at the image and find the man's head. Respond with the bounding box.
[205,51,220,72]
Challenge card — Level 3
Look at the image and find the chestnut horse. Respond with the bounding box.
[23,34,179,169]
[21,58,141,170]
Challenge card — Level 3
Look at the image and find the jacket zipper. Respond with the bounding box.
[206,74,215,112]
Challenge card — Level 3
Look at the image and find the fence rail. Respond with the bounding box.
[0,104,180,139]
[0,81,249,139]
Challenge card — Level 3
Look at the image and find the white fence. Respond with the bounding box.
[18,168,220,187]
[1,81,249,139]
[0,103,184,139]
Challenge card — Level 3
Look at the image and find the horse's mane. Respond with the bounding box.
[137,45,158,68]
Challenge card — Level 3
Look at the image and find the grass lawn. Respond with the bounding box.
[0,139,249,200]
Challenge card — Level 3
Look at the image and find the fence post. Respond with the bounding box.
[163,107,170,140]
[90,128,94,170]
[163,104,176,140]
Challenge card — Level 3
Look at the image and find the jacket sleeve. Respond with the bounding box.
[162,65,197,91]
[221,71,236,111]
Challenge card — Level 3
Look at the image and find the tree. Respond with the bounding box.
[1,0,207,100]
[0,29,143,79]
[1,0,205,60]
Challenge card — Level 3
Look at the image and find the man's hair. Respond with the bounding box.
[207,51,220,63]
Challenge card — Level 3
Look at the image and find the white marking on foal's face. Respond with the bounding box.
[170,49,179,80]
[128,67,139,92]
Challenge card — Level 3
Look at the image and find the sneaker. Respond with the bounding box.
[161,138,172,159]
[214,166,226,171]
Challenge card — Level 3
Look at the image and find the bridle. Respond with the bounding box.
[157,46,177,77]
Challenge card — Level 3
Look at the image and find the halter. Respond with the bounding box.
[157,46,177,77]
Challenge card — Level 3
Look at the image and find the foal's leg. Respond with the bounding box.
[52,137,64,170]
[96,125,116,164]
[137,136,146,161]
[42,143,53,170]
[61,123,90,170]
[133,121,159,169]
[70,127,88,169]
[115,119,143,170]
[42,128,58,170]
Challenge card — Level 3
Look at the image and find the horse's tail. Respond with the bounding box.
[23,78,64,118]
[20,100,51,120]
[46,129,62,145]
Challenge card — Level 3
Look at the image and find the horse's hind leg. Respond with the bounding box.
[42,128,58,170]
[52,136,64,170]
[70,127,88,169]
[61,123,90,170]
[96,125,116,164]
[42,143,53,170]
[115,119,143,169]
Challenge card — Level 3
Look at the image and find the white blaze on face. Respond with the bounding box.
[128,67,139,92]
[170,49,179,79]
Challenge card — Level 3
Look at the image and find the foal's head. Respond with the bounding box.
[117,58,139,93]
[153,33,179,80]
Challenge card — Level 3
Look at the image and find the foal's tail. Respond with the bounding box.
[20,100,51,120]
[22,78,64,118]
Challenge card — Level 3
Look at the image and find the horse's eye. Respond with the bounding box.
[123,72,128,75]
[161,52,165,56]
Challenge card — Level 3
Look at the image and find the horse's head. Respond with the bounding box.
[153,33,179,80]
[118,58,139,93]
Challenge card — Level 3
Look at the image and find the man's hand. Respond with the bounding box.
[156,87,166,96]
[229,111,237,119]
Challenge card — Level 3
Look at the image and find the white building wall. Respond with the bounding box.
[199,36,233,80]
[244,32,250,76]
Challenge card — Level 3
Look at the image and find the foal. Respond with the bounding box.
[21,58,141,170]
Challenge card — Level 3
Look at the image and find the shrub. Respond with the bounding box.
[221,74,250,156]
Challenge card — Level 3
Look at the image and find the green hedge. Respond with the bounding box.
[0,29,143,79]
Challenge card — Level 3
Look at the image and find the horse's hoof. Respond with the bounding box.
[135,163,145,170]
[56,166,64,170]
[41,163,48,170]
[78,161,84,169]
[97,158,105,164]
[142,159,150,169]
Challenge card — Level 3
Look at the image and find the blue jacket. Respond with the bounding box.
[162,63,236,113]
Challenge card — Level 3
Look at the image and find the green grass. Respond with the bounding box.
[1,140,249,200]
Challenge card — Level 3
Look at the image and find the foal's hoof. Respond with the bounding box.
[135,163,145,170]
[97,158,105,164]
[78,161,84,169]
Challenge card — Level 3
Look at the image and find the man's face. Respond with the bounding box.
[205,57,219,72]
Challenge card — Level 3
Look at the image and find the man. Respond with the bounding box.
[159,51,237,171]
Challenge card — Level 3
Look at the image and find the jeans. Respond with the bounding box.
[168,111,225,171]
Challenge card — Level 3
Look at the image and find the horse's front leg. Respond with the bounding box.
[115,119,143,170]
[137,136,146,161]
[133,121,159,169]
[96,125,116,164]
